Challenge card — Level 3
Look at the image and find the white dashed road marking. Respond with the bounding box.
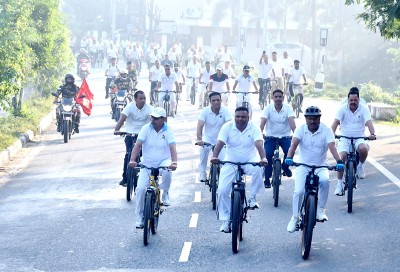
[368,156,400,189]
[189,213,199,228]
[194,191,201,202]
[179,242,192,262]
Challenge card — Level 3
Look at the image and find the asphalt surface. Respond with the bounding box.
[0,66,399,272]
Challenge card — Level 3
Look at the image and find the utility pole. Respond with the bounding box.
[263,0,269,50]
[311,0,316,76]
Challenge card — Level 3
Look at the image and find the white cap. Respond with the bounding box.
[120,68,128,74]
[216,65,223,71]
[150,107,166,118]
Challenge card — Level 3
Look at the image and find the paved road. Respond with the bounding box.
[0,67,399,272]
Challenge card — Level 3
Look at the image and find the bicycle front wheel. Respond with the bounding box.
[143,191,154,246]
[210,164,218,210]
[231,190,242,254]
[164,101,170,117]
[347,161,355,213]
[126,167,136,201]
[190,86,196,105]
[295,95,300,118]
[272,160,282,207]
[151,200,160,234]
[301,194,316,260]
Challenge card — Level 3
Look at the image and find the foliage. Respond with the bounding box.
[345,0,400,39]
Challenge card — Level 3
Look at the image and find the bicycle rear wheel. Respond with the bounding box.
[295,95,300,118]
[231,190,242,254]
[151,200,160,234]
[143,191,154,246]
[210,164,218,210]
[164,101,170,117]
[272,160,282,207]
[347,161,355,213]
[190,85,196,105]
[301,194,316,260]
[126,167,137,201]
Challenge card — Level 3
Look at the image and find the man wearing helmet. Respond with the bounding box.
[110,68,133,113]
[76,48,91,75]
[53,74,82,133]
[284,106,344,233]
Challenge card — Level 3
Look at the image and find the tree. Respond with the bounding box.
[345,0,400,39]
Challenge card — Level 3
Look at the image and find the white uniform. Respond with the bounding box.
[291,123,335,217]
[281,57,294,75]
[149,66,164,82]
[121,102,152,134]
[210,73,230,106]
[158,72,178,112]
[259,62,274,80]
[135,123,176,215]
[198,67,215,107]
[335,103,371,153]
[262,103,294,137]
[235,74,256,109]
[186,61,202,99]
[216,121,264,221]
[198,106,232,180]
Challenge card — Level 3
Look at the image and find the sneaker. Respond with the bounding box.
[119,179,127,186]
[171,112,175,118]
[334,181,344,196]
[105,94,109,99]
[316,208,328,222]
[356,164,365,179]
[162,191,171,206]
[287,216,299,233]
[199,172,207,182]
[220,220,230,233]
[248,197,259,209]
[75,126,79,133]
[283,168,292,177]
[264,178,271,188]
[135,215,144,229]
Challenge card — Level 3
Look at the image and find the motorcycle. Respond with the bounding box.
[53,93,85,143]
[111,88,134,122]
[78,58,90,80]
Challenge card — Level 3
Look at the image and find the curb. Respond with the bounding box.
[0,111,54,168]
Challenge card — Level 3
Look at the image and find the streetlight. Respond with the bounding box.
[315,28,328,92]
[320,28,328,47]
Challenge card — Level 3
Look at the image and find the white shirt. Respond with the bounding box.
[271,59,284,77]
[262,104,294,137]
[293,123,335,165]
[186,61,202,78]
[149,66,164,81]
[218,121,263,162]
[122,102,152,134]
[174,68,184,83]
[209,73,229,92]
[106,64,119,77]
[223,66,235,78]
[259,62,274,79]
[335,103,371,137]
[200,67,215,84]
[199,106,232,145]
[158,72,178,92]
[289,67,306,84]
[137,123,176,167]
[107,47,118,58]
[235,74,255,92]
[281,57,294,74]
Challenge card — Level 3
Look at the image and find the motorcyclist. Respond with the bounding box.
[110,68,133,113]
[53,74,82,133]
[126,61,138,88]
[76,48,91,75]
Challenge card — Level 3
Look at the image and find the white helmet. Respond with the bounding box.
[120,68,128,75]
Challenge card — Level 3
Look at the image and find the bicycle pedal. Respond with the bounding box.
[316,218,327,223]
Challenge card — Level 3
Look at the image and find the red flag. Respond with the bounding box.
[76,79,94,116]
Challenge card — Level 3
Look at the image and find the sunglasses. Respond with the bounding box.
[151,116,162,120]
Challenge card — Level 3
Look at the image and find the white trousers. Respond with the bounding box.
[135,159,172,215]
[198,83,208,106]
[236,93,253,117]
[198,145,226,180]
[186,78,198,100]
[291,166,329,217]
[158,92,176,115]
[217,163,264,221]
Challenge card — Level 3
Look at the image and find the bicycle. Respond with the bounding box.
[200,83,210,108]
[139,164,170,246]
[335,135,372,213]
[115,132,140,201]
[259,78,276,110]
[232,91,258,117]
[156,89,177,117]
[219,161,261,254]
[287,83,307,118]
[188,77,197,105]
[195,142,219,210]
[291,162,336,260]
[265,136,291,207]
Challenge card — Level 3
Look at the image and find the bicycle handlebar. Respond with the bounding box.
[114,131,138,137]
[138,164,170,171]
[292,162,336,171]
[232,91,258,94]
[219,161,261,167]
[264,136,292,140]
[195,142,214,148]
[156,90,177,93]
[335,135,372,141]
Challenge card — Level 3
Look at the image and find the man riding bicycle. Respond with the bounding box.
[196,92,232,182]
[114,90,152,186]
[154,64,179,117]
[258,52,275,107]
[209,65,230,106]
[128,107,178,228]
[285,106,344,233]
[331,87,376,195]
[185,55,202,101]
[198,60,215,109]
[287,60,307,112]
[232,65,259,117]
[260,89,296,188]
[148,60,165,105]
[210,107,268,233]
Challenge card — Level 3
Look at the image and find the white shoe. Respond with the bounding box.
[199,172,207,182]
[162,191,171,206]
[316,208,328,222]
[287,216,298,233]
[135,215,144,229]
[334,181,344,196]
[356,164,365,179]
[170,112,175,118]
[248,197,259,209]
[220,220,230,233]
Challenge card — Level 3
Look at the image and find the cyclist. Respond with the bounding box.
[223,59,236,79]
[161,54,173,67]
[271,51,284,91]
[198,61,215,109]
[185,55,202,101]
[331,87,376,195]
[76,48,91,75]
[196,92,232,182]
[209,65,230,106]
[285,106,344,233]
[287,60,307,112]
[210,107,268,233]
[110,68,133,114]
[126,61,138,88]
[260,89,296,188]
[148,59,165,105]
[104,57,119,99]
[232,65,259,117]
[128,107,178,228]
[173,63,186,97]
[258,52,275,107]
[114,90,152,186]
[154,64,179,117]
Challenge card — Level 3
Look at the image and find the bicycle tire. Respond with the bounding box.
[115,108,121,122]
[347,161,355,213]
[273,160,282,207]
[210,164,218,210]
[295,95,300,118]
[63,120,69,143]
[164,101,170,117]
[126,167,136,201]
[143,191,153,246]
[302,194,316,260]
[190,85,196,105]
[231,190,242,254]
[151,199,159,234]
